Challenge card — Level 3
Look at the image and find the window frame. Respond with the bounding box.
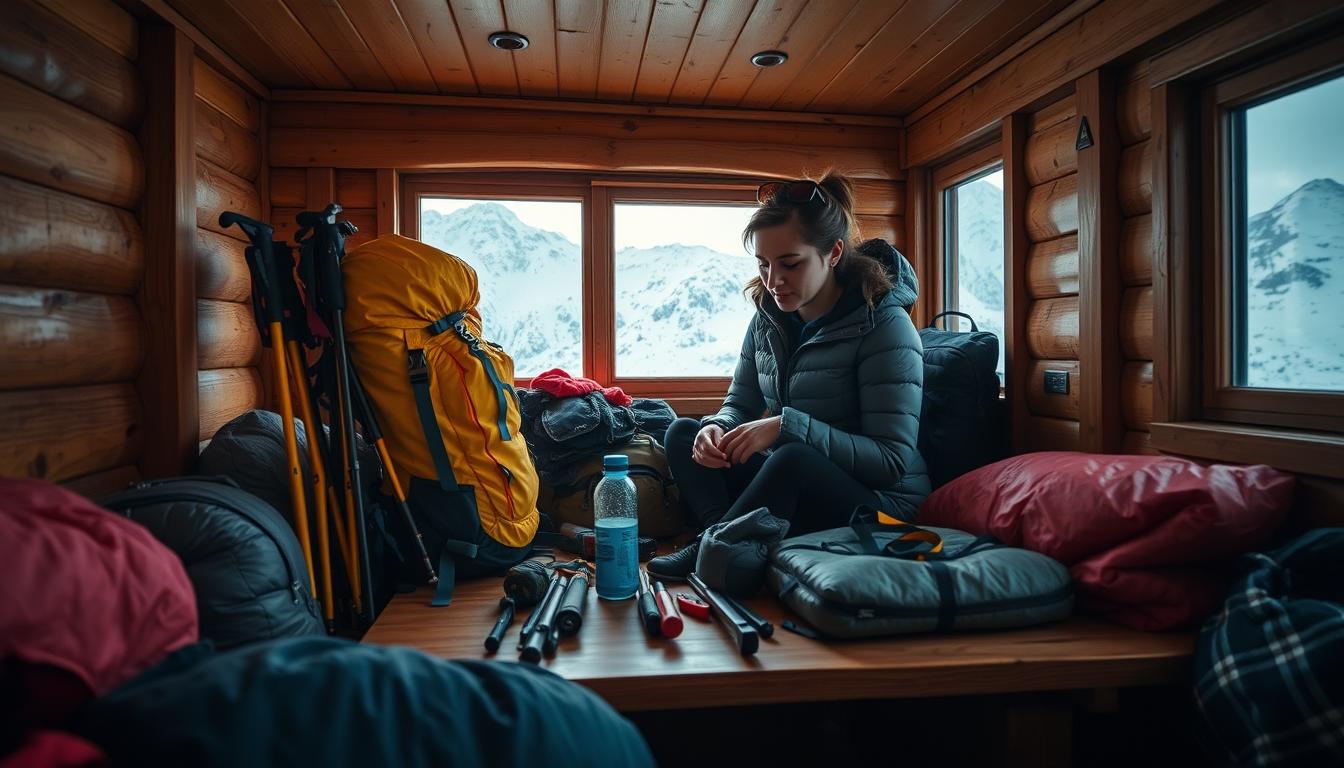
[1200,39,1344,432]
[399,171,757,412]
[930,145,1004,329]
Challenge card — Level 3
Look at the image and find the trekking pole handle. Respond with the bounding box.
[219,212,284,328]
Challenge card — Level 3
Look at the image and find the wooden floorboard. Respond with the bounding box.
[363,566,1195,712]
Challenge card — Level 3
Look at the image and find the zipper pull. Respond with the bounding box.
[290,580,303,605]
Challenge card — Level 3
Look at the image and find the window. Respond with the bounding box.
[1230,75,1344,392]
[402,175,758,406]
[416,196,584,379]
[613,202,757,377]
[1202,42,1344,431]
[932,146,1007,381]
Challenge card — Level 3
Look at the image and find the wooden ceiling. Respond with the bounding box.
[167,0,1076,115]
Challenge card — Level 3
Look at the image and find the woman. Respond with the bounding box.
[647,172,930,581]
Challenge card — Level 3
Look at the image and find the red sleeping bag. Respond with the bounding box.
[918,452,1294,630]
[0,479,198,703]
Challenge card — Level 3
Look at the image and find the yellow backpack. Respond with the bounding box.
[342,235,539,604]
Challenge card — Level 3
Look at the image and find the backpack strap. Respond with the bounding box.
[426,311,514,442]
[407,348,460,492]
[431,539,480,607]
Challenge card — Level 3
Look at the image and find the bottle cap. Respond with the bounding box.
[602,454,629,471]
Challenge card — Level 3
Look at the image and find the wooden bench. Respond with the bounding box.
[362,570,1194,714]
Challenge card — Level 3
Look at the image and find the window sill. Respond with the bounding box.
[1150,421,1344,479]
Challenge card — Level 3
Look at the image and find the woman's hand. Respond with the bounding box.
[692,424,730,468]
[719,416,783,465]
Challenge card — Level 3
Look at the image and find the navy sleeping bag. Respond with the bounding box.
[74,637,654,768]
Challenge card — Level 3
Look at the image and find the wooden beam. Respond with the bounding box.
[136,24,197,477]
[1151,421,1344,480]
[269,89,904,129]
[125,0,269,100]
[903,166,928,327]
[1149,0,1344,86]
[1077,70,1124,454]
[1002,113,1032,455]
[376,169,398,237]
[906,0,1222,167]
[1151,83,1197,423]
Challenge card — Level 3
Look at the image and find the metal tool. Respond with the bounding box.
[675,593,710,621]
[652,580,683,639]
[688,572,758,656]
[636,569,661,636]
[484,597,515,652]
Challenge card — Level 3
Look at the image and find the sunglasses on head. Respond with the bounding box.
[757,179,828,207]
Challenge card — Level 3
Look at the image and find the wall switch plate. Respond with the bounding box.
[1044,369,1070,395]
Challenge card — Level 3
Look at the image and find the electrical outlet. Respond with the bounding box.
[1044,369,1070,395]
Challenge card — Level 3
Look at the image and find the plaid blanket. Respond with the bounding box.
[1194,528,1344,766]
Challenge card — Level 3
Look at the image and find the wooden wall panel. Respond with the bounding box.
[1025,174,1079,242]
[195,228,250,303]
[0,73,144,209]
[0,383,143,483]
[195,97,261,181]
[0,285,143,390]
[1120,214,1153,286]
[61,464,140,500]
[197,298,261,369]
[1122,360,1154,431]
[269,207,304,249]
[1023,415,1081,452]
[335,169,377,208]
[1121,286,1154,361]
[270,168,307,208]
[1118,65,1152,146]
[0,0,141,129]
[1119,140,1153,217]
[1027,234,1079,299]
[855,215,898,248]
[198,367,263,439]
[1121,430,1155,455]
[1027,297,1080,360]
[196,159,262,240]
[1027,359,1080,420]
[193,55,259,132]
[1027,98,1076,134]
[0,176,143,295]
[0,5,146,486]
[1024,117,1078,186]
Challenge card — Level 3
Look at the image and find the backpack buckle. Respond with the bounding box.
[407,349,429,380]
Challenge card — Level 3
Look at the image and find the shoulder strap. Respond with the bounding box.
[407,348,460,492]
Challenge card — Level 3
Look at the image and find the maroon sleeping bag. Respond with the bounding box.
[0,479,198,702]
[918,452,1294,630]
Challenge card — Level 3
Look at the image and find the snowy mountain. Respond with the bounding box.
[418,203,755,377]
[1244,178,1344,390]
[952,177,1007,377]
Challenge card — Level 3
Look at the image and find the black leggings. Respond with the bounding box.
[663,417,881,537]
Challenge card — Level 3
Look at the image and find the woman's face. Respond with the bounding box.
[754,221,840,314]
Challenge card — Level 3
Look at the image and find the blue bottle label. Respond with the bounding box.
[595,517,638,600]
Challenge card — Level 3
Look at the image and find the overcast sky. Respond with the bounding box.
[1246,74,1344,215]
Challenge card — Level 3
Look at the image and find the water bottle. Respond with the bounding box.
[594,454,638,600]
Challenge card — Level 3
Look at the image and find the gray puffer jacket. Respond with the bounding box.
[702,257,930,521]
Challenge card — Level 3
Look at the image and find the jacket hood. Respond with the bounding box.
[856,238,919,310]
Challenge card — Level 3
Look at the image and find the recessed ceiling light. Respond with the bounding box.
[750,50,788,68]
[488,31,529,51]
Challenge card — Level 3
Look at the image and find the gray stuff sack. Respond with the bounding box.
[695,506,790,599]
[767,512,1073,639]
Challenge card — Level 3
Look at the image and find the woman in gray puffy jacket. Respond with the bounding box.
[648,172,930,581]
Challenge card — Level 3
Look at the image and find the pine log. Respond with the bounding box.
[0,175,143,294]
[1027,234,1079,299]
[1027,296,1079,360]
[0,382,142,481]
[1026,173,1078,242]
[0,284,143,389]
[197,298,261,369]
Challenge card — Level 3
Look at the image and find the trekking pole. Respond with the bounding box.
[299,204,376,626]
[347,365,438,585]
[218,212,317,595]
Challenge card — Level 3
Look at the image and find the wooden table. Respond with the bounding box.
[362,568,1195,713]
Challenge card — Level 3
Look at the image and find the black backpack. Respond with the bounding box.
[917,311,1003,488]
[101,477,325,649]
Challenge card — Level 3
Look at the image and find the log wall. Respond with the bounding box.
[1117,63,1155,454]
[195,56,265,442]
[0,0,146,497]
[1022,95,1081,451]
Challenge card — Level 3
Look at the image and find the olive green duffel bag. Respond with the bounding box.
[537,433,684,539]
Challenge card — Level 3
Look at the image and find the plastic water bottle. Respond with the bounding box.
[594,454,638,600]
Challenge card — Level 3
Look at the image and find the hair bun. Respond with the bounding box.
[816,171,857,216]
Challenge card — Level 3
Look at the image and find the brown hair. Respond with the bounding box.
[742,170,893,307]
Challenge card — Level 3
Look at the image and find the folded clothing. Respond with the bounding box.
[918,452,1294,630]
[531,368,632,406]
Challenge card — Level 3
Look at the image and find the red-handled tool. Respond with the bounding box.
[675,593,710,621]
[652,580,683,638]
